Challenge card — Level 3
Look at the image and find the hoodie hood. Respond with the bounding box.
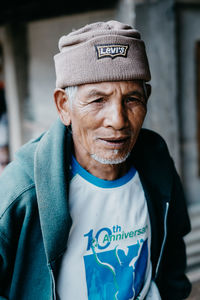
[15,119,72,264]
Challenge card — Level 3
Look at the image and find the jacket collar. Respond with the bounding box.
[131,129,173,202]
[35,119,72,264]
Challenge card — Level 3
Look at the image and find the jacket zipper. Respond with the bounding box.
[155,202,169,279]
[50,267,56,300]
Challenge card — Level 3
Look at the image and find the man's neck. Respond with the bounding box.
[75,154,129,181]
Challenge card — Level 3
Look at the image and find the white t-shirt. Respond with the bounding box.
[57,156,161,300]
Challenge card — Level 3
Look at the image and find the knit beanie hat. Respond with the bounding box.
[54,20,151,88]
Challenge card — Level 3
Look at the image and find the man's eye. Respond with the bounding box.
[126,97,140,103]
[92,98,104,103]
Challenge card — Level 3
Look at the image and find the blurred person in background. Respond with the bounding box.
[0,21,191,299]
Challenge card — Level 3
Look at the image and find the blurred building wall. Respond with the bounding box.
[136,0,180,168]
[177,6,200,207]
[135,0,200,206]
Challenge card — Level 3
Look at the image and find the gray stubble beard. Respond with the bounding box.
[90,150,130,165]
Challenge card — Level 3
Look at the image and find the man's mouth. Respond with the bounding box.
[98,136,130,148]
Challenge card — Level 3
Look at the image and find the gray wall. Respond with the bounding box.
[178,6,200,205]
[136,0,200,205]
[136,0,180,171]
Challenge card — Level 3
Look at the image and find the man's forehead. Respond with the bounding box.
[77,80,144,95]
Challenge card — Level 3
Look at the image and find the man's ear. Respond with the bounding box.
[145,84,151,100]
[54,88,71,126]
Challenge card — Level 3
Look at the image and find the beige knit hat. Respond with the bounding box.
[54,20,151,88]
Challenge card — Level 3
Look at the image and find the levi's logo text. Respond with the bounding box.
[95,44,129,59]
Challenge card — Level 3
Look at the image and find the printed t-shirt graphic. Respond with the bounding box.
[84,237,148,299]
[57,156,152,300]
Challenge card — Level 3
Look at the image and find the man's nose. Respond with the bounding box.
[104,102,128,130]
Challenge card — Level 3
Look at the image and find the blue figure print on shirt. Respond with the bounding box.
[84,239,148,300]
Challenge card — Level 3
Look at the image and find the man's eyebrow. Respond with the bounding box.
[125,90,145,98]
[86,89,109,98]
[86,89,145,98]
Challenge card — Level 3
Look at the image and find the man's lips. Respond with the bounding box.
[98,136,130,147]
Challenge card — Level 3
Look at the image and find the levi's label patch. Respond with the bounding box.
[95,44,129,59]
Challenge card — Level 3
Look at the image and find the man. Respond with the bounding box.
[0,21,191,299]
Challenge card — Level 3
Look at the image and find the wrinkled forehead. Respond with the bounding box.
[77,80,145,95]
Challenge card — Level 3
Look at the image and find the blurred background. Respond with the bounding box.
[0,0,200,297]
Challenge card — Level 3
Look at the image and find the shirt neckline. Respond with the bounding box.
[71,155,136,188]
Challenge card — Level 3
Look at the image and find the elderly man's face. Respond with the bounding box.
[58,81,147,167]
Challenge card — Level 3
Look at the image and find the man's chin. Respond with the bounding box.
[90,152,130,165]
